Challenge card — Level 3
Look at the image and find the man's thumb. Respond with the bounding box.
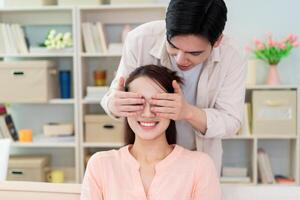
[172,80,182,94]
[118,76,125,91]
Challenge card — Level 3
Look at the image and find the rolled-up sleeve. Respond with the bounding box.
[198,52,247,138]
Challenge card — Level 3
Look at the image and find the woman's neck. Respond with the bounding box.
[130,135,174,164]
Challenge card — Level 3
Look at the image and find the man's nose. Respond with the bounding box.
[175,51,188,65]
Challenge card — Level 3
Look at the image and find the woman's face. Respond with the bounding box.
[127,76,171,141]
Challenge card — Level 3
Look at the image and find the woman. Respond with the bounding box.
[81,65,221,200]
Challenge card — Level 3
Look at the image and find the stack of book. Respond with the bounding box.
[0,23,29,54]
[81,22,108,53]
[257,148,275,184]
[84,86,109,102]
[221,166,251,184]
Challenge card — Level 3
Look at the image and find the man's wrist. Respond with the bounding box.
[184,104,195,121]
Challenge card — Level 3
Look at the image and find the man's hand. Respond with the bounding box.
[108,77,145,117]
[150,80,192,120]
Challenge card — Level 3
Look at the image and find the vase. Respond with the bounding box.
[267,64,280,85]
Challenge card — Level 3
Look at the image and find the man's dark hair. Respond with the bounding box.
[124,65,183,145]
[166,0,227,46]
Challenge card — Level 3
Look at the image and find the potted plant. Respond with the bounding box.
[247,33,299,85]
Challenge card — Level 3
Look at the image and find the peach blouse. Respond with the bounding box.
[81,145,221,200]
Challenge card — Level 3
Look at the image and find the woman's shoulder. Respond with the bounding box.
[87,146,126,166]
[177,145,216,168]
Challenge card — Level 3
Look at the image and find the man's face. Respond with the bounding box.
[166,34,214,71]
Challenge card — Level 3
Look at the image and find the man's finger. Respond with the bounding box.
[119,105,144,112]
[156,113,174,119]
[150,99,175,108]
[119,111,142,117]
[152,93,175,100]
[119,98,145,105]
[151,107,175,114]
[172,80,183,95]
[117,76,125,91]
[116,91,143,99]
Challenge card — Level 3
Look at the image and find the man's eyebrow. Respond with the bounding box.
[167,38,205,54]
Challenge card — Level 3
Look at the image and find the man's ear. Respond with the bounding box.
[213,34,223,48]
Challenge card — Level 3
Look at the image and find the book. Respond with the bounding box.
[238,103,251,136]
[14,24,29,54]
[86,23,96,53]
[0,24,5,54]
[257,148,275,184]
[0,114,18,141]
[96,22,108,53]
[82,23,92,53]
[91,24,101,53]
[0,23,28,54]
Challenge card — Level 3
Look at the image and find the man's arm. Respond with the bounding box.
[193,54,247,138]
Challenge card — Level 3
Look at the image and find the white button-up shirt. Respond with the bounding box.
[101,20,247,174]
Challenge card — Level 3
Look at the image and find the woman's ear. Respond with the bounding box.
[213,34,223,48]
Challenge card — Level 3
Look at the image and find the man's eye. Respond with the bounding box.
[190,52,202,56]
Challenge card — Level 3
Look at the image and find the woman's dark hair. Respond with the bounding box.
[124,65,183,145]
[166,0,227,46]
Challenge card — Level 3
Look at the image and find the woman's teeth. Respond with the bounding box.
[139,122,157,127]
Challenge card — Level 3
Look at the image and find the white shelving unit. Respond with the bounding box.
[0,5,166,183]
[222,85,299,185]
[1,5,299,186]
[0,6,80,183]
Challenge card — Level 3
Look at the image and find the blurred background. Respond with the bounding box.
[0,0,299,190]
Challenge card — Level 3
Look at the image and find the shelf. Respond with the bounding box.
[246,85,299,90]
[224,135,297,140]
[257,183,298,186]
[49,99,75,104]
[0,53,74,58]
[224,135,254,139]
[0,6,74,12]
[254,135,297,139]
[81,53,121,58]
[11,142,76,148]
[79,4,167,10]
[220,182,255,185]
[83,142,124,148]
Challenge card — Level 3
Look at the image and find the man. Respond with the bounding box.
[101,0,246,174]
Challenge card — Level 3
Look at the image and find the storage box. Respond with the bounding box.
[252,90,297,136]
[0,61,58,103]
[7,156,50,182]
[43,123,74,137]
[84,115,124,143]
[3,0,57,7]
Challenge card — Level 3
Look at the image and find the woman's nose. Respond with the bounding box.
[141,102,155,118]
